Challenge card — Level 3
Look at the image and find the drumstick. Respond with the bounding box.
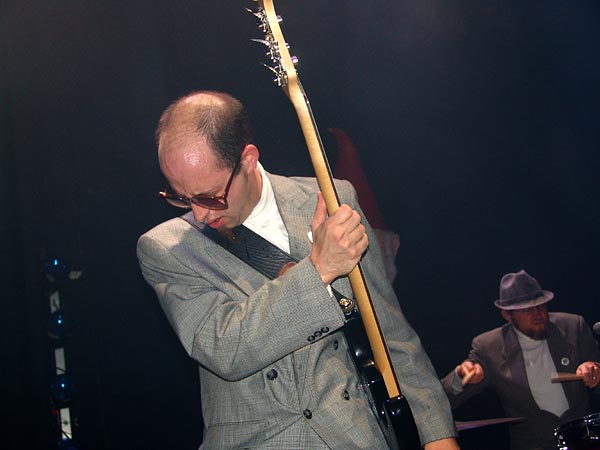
[461,369,475,386]
[550,373,584,383]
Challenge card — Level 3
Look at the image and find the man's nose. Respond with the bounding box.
[191,203,210,222]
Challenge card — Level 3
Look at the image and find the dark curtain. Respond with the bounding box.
[1,1,599,449]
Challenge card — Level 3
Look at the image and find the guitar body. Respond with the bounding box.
[253,1,422,448]
[343,305,421,450]
[384,397,422,450]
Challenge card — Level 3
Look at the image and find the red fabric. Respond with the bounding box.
[329,128,388,230]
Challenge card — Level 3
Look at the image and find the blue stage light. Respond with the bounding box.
[48,309,70,340]
[48,310,69,340]
[43,257,71,283]
[50,374,74,407]
[57,438,79,450]
[42,257,81,284]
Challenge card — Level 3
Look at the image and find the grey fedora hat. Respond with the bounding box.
[494,269,554,310]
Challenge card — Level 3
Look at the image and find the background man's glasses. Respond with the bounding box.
[159,157,241,211]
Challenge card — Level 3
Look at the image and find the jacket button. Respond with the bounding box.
[314,330,322,338]
[321,326,330,333]
[303,409,312,419]
[333,340,339,350]
[266,369,278,380]
[307,335,315,342]
[343,390,350,400]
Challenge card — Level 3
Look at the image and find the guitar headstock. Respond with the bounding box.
[250,0,300,99]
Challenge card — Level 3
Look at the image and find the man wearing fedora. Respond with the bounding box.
[442,269,600,450]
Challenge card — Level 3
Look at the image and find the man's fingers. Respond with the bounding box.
[459,361,474,373]
[461,369,475,386]
[577,362,600,387]
[311,192,327,231]
[458,362,484,385]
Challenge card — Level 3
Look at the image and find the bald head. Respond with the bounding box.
[156,91,253,171]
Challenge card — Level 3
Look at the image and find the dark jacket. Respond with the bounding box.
[442,312,600,450]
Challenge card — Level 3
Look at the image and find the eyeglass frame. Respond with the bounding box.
[159,155,242,211]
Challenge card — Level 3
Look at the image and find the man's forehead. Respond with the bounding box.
[161,131,212,162]
[161,142,228,187]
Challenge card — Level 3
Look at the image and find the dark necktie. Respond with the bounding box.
[224,225,296,280]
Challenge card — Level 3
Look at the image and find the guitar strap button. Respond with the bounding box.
[338,297,355,314]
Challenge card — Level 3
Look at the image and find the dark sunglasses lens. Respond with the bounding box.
[190,197,227,210]
[165,197,191,209]
[160,191,190,209]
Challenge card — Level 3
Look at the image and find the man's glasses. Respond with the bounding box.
[159,157,241,211]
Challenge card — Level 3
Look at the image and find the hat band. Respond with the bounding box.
[498,289,544,307]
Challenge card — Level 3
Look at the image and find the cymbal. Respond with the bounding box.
[456,417,524,431]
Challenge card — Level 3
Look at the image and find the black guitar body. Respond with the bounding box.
[341,304,422,450]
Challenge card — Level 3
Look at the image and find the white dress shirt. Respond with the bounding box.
[514,327,569,417]
[243,163,290,253]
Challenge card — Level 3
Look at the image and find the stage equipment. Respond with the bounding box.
[455,417,523,432]
[56,437,80,450]
[42,256,82,448]
[555,412,600,450]
[43,257,82,284]
[47,310,68,340]
[50,373,74,407]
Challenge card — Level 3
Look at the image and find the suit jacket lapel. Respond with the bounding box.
[179,212,267,297]
[267,173,318,400]
[269,173,355,299]
[547,321,578,408]
[503,322,576,416]
[501,325,545,414]
[502,326,530,389]
[267,173,314,260]
[179,174,315,295]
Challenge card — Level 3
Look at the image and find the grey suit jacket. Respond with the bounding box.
[138,173,456,449]
[442,312,600,450]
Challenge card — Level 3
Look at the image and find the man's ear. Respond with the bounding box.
[241,144,259,172]
[501,310,512,323]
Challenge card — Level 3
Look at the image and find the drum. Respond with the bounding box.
[555,413,600,450]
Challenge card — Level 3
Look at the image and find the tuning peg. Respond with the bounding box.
[251,37,280,62]
[291,56,299,65]
[261,63,287,87]
[261,63,278,75]
[251,38,270,47]
[245,7,260,18]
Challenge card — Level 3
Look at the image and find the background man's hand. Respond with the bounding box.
[456,360,484,385]
[576,361,600,388]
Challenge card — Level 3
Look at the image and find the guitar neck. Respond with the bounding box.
[290,81,402,399]
[256,0,401,399]
[291,80,341,215]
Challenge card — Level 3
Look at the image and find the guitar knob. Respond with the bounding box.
[338,297,355,314]
[291,56,299,65]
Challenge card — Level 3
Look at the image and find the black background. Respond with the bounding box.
[1,1,599,449]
